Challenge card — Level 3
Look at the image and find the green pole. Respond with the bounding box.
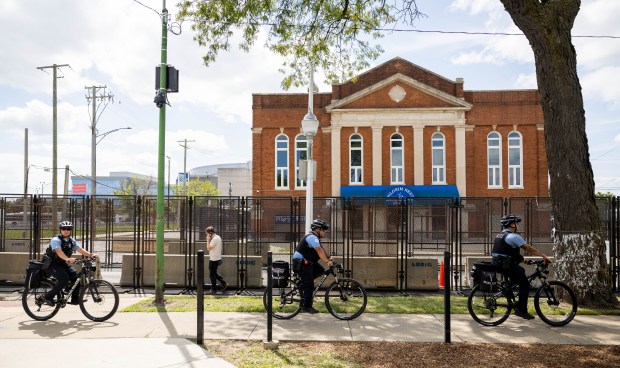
[155,1,168,305]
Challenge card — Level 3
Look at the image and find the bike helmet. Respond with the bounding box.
[500,215,521,228]
[310,218,330,231]
[59,220,73,230]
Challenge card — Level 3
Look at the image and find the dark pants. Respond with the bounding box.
[493,257,529,311]
[209,260,226,291]
[45,261,79,302]
[293,259,325,308]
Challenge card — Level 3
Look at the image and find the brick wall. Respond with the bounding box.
[252,58,548,198]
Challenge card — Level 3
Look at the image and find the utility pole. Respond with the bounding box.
[37,63,69,230]
[85,85,113,250]
[85,85,114,197]
[178,139,195,194]
[23,129,28,238]
[23,128,28,196]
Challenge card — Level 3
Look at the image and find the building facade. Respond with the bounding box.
[252,57,548,199]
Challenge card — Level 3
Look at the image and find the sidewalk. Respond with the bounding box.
[1,292,618,367]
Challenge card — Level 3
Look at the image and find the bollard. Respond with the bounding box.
[197,250,204,345]
[443,251,451,343]
[267,251,273,342]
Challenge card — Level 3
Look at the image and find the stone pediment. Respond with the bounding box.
[326,73,472,112]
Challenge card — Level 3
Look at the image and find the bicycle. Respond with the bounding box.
[22,257,119,322]
[263,263,368,320]
[467,259,577,327]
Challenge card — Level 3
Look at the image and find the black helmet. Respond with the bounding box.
[500,215,521,228]
[310,218,330,231]
[59,221,73,229]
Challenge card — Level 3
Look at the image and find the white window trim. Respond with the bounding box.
[431,132,446,184]
[508,131,524,189]
[275,134,289,190]
[390,133,404,184]
[349,133,363,185]
[487,132,502,189]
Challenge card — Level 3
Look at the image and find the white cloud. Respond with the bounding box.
[581,66,620,109]
[514,73,537,89]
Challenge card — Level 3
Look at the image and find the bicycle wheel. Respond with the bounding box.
[467,284,512,326]
[324,278,367,320]
[22,279,61,321]
[79,279,119,322]
[263,279,302,319]
[534,281,577,326]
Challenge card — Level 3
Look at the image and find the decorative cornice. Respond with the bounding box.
[326,73,473,112]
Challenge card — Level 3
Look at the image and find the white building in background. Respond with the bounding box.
[190,162,252,197]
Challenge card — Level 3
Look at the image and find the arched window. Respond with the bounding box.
[390,133,404,184]
[275,134,289,189]
[487,132,502,188]
[295,135,308,188]
[431,133,446,184]
[349,134,363,184]
[508,131,523,188]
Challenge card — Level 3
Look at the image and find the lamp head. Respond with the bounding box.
[301,111,319,139]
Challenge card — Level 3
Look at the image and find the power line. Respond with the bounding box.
[376,28,620,39]
[175,15,620,40]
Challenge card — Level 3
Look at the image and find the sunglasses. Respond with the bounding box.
[60,227,72,231]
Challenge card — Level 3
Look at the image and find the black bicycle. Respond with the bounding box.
[467,259,577,326]
[263,263,368,320]
[22,257,119,322]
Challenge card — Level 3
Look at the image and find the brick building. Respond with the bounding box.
[252,57,548,199]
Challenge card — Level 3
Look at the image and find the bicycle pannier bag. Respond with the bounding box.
[25,260,45,290]
[272,261,290,288]
[472,262,498,292]
[479,269,498,292]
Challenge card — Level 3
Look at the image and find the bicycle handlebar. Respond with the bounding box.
[525,259,551,268]
[325,262,344,275]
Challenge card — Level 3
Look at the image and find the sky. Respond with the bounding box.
[1,0,619,195]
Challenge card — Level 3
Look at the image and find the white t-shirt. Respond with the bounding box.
[207,234,223,261]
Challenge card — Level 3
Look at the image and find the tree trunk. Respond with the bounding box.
[500,0,616,307]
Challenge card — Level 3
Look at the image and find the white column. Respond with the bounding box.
[413,126,424,185]
[372,125,383,185]
[455,125,467,196]
[330,126,342,196]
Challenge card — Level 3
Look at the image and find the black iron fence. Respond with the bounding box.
[1,194,618,292]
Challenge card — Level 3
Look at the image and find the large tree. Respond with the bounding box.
[178,0,617,306]
[500,0,615,307]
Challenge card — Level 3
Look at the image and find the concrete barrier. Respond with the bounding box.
[349,257,439,291]
[2,239,30,252]
[119,254,262,288]
[0,252,100,285]
[0,252,35,284]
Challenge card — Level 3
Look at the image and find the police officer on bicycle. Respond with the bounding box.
[492,214,552,320]
[42,221,98,306]
[292,219,334,314]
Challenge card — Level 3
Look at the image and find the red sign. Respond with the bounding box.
[72,183,87,193]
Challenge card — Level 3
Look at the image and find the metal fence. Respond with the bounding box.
[1,194,618,292]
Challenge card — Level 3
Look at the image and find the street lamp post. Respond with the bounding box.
[301,66,320,233]
[90,126,131,251]
[92,127,132,195]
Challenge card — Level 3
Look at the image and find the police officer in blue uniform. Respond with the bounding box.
[42,221,98,306]
[292,219,334,314]
[491,214,552,320]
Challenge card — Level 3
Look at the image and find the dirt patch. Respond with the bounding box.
[204,340,620,368]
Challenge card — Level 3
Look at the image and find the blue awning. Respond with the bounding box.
[340,185,459,199]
